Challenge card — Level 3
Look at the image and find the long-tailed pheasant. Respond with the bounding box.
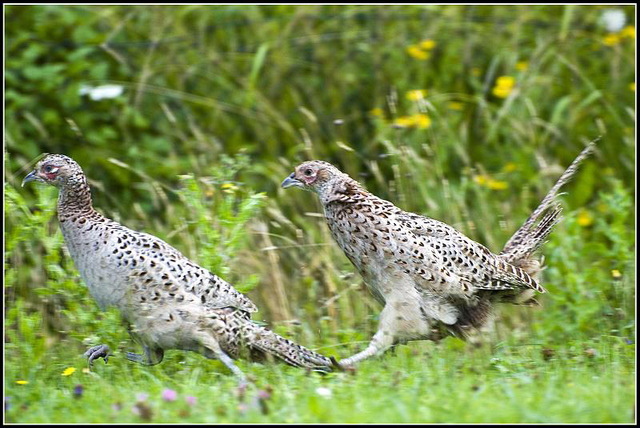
[282,144,594,367]
[22,154,331,381]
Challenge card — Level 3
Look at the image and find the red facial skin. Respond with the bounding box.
[41,164,60,181]
[296,166,319,187]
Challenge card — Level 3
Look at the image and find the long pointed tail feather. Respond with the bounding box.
[496,142,596,307]
[500,141,596,264]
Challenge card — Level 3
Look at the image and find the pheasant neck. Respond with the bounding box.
[57,178,96,220]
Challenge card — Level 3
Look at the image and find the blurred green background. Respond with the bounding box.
[4,4,636,423]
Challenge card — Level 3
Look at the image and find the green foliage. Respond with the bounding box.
[4,336,635,423]
[538,177,635,340]
[172,152,266,289]
[4,5,636,423]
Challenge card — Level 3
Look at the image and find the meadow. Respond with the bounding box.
[4,4,636,423]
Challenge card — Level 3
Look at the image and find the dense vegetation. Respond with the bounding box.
[5,5,635,423]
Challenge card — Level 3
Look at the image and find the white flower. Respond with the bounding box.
[315,387,332,398]
[600,9,626,33]
[79,84,124,101]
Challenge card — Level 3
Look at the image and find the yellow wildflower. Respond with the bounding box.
[502,162,518,173]
[406,90,427,101]
[406,45,430,60]
[16,380,29,385]
[492,75,516,99]
[515,61,529,71]
[603,33,621,46]
[577,209,594,227]
[496,76,516,87]
[620,25,635,39]
[487,179,508,190]
[473,174,488,186]
[221,183,238,194]
[370,107,384,117]
[419,39,436,50]
[413,114,432,129]
[394,115,415,128]
[474,174,508,190]
[62,367,76,376]
[611,269,622,279]
[492,86,512,99]
[448,101,464,110]
[393,114,432,129]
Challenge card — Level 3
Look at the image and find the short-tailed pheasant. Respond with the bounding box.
[23,154,331,381]
[282,144,594,367]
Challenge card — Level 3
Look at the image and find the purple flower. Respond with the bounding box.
[73,384,84,398]
[136,393,149,402]
[162,388,177,402]
[257,389,271,400]
[185,396,197,406]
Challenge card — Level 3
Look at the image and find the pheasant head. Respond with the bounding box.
[22,154,87,189]
[22,153,93,215]
[281,160,364,204]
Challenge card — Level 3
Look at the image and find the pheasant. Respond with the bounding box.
[22,154,332,382]
[282,144,595,367]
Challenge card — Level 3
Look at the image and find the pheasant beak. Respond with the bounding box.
[281,172,303,189]
[21,170,43,187]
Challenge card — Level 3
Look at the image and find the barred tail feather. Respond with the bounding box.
[500,141,596,263]
[497,142,595,306]
[242,322,332,372]
[527,204,563,253]
[503,204,563,264]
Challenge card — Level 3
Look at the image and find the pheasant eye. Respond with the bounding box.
[43,165,53,173]
[304,168,313,176]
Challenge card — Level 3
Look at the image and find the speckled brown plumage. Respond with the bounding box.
[23,154,331,380]
[282,144,594,367]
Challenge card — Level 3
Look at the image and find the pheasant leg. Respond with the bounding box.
[84,344,110,368]
[126,346,164,366]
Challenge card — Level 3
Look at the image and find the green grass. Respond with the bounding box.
[5,335,634,423]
